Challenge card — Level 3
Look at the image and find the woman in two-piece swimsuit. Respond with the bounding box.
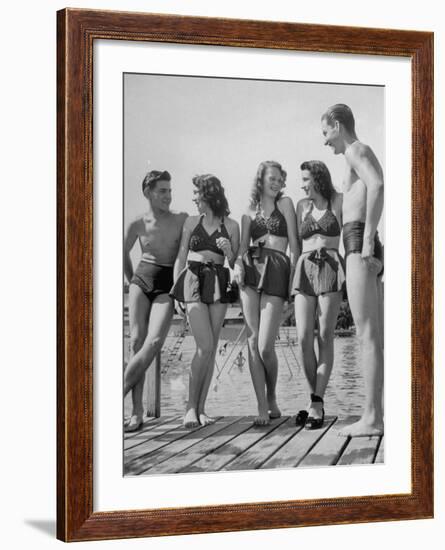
[234,161,298,426]
[292,160,345,429]
[171,175,239,428]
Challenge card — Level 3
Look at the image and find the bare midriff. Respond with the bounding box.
[187,250,225,265]
[301,234,340,253]
[342,178,367,225]
[251,234,288,254]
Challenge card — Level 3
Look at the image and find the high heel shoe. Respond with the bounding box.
[304,394,325,430]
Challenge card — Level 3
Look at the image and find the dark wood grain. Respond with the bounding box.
[57,8,434,542]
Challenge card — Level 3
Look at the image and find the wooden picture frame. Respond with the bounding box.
[57,8,434,542]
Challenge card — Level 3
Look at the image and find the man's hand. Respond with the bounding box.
[362,239,381,274]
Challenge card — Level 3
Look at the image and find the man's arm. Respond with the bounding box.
[348,144,384,255]
[123,219,139,283]
[173,216,193,283]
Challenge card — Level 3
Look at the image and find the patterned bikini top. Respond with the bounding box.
[250,202,288,242]
[189,215,230,256]
[299,200,341,240]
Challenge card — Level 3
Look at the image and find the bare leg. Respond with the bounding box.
[311,291,343,421]
[184,302,214,428]
[240,287,269,425]
[123,294,173,396]
[258,293,285,419]
[294,292,317,410]
[198,301,227,425]
[124,285,150,431]
[339,254,384,436]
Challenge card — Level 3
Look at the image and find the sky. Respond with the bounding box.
[124,73,384,262]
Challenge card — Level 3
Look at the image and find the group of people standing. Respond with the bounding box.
[123,103,384,439]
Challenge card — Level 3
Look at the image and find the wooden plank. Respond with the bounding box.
[183,416,289,473]
[298,416,359,467]
[125,417,232,475]
[337,435,381,465]
[123,415,161,441]
[124,417,222,468]
[224,417,302,471]
[123,415,179,441]
[374,436,384,463]
[124,416,183,451]
[261,416,338,469]
[146,352,161,417]
[151,417,248,474]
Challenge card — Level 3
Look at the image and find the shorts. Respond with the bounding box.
[130,261,174,302]
[343,221,384,276]
[292,248,346,297]
[243,245,290,299]
[170,261,232,304]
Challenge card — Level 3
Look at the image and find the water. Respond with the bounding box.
[124,325,364,420]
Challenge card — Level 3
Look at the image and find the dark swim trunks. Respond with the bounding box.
[343,221,384,276]
[170,261,232,304]
[130,261,174,302]
[243,245,290,299]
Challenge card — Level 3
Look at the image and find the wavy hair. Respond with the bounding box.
[193,174,230,218]
[249,161,287,209]
[321,103,356,134]
[142,170,171,194]
[300,160,335,201]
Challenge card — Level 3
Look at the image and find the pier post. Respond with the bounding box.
[146,352,161,418]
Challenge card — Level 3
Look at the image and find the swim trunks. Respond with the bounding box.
[130,261,174,302]
[343,221,384,276]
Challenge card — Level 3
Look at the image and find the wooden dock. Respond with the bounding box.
[124,415,384,475]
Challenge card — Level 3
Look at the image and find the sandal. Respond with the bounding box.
[304,394,325,430]
[295,409,309,426]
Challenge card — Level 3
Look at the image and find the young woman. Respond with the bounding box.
[234,161,298,426]
[292,160,345,429]
[171,174,240,428]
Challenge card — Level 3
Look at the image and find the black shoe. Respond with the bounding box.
[295,410,309,426]
[305,394,325,430]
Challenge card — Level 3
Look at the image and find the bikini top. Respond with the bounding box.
[299,200,341,240]
[250,202,288,242]
[189,215,230,256]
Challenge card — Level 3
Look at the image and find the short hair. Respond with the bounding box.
[250,161,287,209]
[142,170,171,194]
[300,160,335,201]
[193,174,230,218]
[322,104,355,134]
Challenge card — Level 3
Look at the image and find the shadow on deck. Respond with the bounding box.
[124,415,384,476]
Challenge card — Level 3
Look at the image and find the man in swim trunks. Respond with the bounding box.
[123,170,187,431]
[321,104,384,437]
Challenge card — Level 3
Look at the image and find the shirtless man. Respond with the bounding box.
[123,170,187,431]
[321,104,384,437]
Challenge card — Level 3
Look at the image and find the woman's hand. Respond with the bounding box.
[216,236,232,258]
[233,261,245,289]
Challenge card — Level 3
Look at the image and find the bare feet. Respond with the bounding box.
[124,415,143,433]
[199,413,216,426]
[183,408,200,429]
[338,418,384,437]
[253,408,270,426]
[268,396,282,419]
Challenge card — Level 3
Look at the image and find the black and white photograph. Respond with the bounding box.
[122,73,385,476]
